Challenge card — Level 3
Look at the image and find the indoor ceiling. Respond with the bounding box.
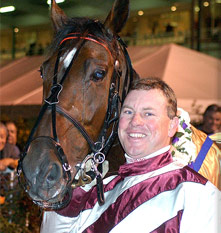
[0,0,191,30]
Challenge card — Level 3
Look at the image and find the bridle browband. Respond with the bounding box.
[17,31,133,209]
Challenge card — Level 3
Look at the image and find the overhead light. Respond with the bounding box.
[138,10,144,16]
[0,6,15,13]
[203,1,209,7]
[47,0,65,5]
[14,28,19,33]
[195,6,200,12]
[171,6,177,12]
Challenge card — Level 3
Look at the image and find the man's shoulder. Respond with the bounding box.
[3,143,20,159]
[172,166,220,199]
[14,145,20,155]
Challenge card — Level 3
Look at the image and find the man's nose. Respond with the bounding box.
[130,113,144,126]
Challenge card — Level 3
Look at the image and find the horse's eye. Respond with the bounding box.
[39,66,43,79]
[92,70,106,81]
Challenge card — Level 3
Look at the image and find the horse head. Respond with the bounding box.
[18,0,135,209]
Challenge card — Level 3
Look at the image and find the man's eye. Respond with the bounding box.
[123,110,132,115]
[145,112,153,116]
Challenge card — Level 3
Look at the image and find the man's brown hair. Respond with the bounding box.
[130,77,177,119]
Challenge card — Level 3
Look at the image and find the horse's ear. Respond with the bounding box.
[50,0,68,32]
[132,69,140,81]
[104,0,129,34]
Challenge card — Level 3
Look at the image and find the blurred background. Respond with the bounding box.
[0,0,221,62]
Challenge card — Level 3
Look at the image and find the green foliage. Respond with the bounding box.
[0,213,29,233]
[0,175,42,233]
[0,112,43,232]
[174,132,184,138]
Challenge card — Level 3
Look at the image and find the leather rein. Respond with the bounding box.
[17,32,133,209]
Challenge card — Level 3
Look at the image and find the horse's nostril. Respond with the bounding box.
[46,163,61,185]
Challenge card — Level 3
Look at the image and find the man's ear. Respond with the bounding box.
[168,116,179,137]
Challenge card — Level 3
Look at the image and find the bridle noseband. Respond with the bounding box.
[17,32,133,209]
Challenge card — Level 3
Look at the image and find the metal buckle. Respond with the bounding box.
[63,163,71,172]
[93,152,105,164]
[44,84,63,105]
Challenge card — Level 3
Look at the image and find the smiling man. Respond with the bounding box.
[116,78,220,232]
[118,88,178,160]
[41,78,220,233]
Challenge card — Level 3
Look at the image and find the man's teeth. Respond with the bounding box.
[129,133,145,138]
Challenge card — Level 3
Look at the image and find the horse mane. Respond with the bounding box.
[47,17,117,57]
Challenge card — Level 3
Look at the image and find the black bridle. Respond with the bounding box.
[17,32,133,209]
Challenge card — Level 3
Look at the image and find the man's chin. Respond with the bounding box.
[126,151,146,160]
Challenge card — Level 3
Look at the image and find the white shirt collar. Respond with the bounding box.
[125,145,171,164]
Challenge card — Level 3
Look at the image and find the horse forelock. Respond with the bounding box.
[47,17,118,58]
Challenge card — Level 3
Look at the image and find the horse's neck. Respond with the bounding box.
[106,137,125,175]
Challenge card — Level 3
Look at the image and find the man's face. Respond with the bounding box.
[6,123,17,145]
[0,128,7,151]
[204,111,221,134]
[118,89,178,159]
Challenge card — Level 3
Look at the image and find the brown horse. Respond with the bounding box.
[18,0,135,209]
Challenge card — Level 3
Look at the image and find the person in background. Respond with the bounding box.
[41,78,220,233]
[0,122,20,204]
[6,121,21,153]
[0,122,20,171]
[197,104,221,135]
